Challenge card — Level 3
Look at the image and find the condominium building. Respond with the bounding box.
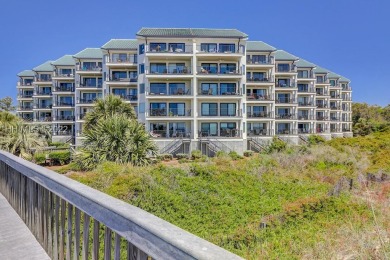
[16,27,353,154]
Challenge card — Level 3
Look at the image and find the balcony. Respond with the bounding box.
[17,106,33,111]
[275,66,297,73]
[146,44,193,54]
[316,78,329,84]
[147,87,191,96]
[76,65,102,72]
[298,101,315,107]
[298,87,315,93]
[77,98,96,105]
[297,115,316,120]
[147,108,192,117]
[146,66,192,77]
[342,128,352,132]
[275,98,296,104]
[197,66,241,76]
[330,128,342,133]
[246,77,274,84]
[275,82,296,88]
[247,128,273,136]
[149,130,191,139]
[246,94,274,101]
[316,116,328,121]
[275,114,296,120]
[34,91,52,96]
[330,117,341,121]
[199,109,242,118]
[20,117,33,122]
[330,105,341,110]
[107,55,138,65]
[77,83,102,89]
[107,77,138,84]
[246,58,274,65]
[342,97,352,101]
[34,104,52,109]
[114,94,138,102]
[342,86,352,91]
[17,93,33,98]
[316,91,329,96]
[297,72,315,79]
[53,86,74,92]
[35,117,52,122]
[316,103,328,109]
[34,77,52,83]
[315,128,328,133]
[198,87,240,96]
[196,45,244,55]
[298,128,315,134]
[330,94,342,99]
[54,115,75,121]
[54,101,74,107]
[53,71,74,79]
[247,111,273,119]
[276,129,298,135]
[17,81,34,87]
[199,129,243,138]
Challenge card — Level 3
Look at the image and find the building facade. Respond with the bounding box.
[16,28,353,154]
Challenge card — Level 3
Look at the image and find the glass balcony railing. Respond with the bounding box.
[17,106,33,110]
[34,104,52,109]
[198,87,240,96]
[113,94,138,101]
[197,66,241,75]
[108,76,138,82]
[316,116,328,121]
[147,87,191,96]
[246,111,273,118]
[247,129,273,136]
[276,129,298,135]
[275,114,296,120]
[54,101,74,107]
[146,66,192,75]
[199,129,242,138]
[108,55,138,64]
[76,65,102,72]
[146,44,193,54]
[298,128,315,134]
[298,101,314,107]
[316,103,328,108]
[246,76,274,83]
[297,115,316,120]
[276,98,296,104]
[149,130,191,139]
[246,94,273,101]
[276,82,296,88]
[147,108,192,117]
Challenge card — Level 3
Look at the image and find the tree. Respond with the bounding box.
[352,102,390,136]
[74,96,157,169]
[0,97,16,112]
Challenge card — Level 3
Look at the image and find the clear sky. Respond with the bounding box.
[1,0,389,106]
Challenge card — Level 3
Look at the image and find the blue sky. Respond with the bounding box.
[1,0,389,106]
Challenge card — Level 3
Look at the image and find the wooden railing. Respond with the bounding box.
[0,150,242,260]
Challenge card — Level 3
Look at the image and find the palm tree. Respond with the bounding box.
[84,94,136,130]
[74,96,157,169]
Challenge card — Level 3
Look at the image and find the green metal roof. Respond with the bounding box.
[296,58,316,68]
[51,55,76,66]
[273,50,298,61]
[33,60,54,72]
[136,28,248,38]
[73,48,103,59]
[339,76,350,82]
[102,39,137,50]
[17,70,35,77]
[328,71,341,79]
[313,66,329,74]
[246,41,276,52]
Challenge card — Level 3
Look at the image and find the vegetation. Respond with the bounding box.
[65,130,390,259]
[74,95,157,170]
[352,102,390,136]
[0,96,16,112]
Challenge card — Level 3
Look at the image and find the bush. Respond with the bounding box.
[48,142,69,148]
[157,154,173,161]
[191,150,202,160]
[178,158,190,164]
[33,153,46,165]
[265,137,287,153]
[48,150,71,165]
[308,135,326,145]
[243,150,254,157]
[176,153,189,159]
[228,151,243,160]
[216,150,227,157]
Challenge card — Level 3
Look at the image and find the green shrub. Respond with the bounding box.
[178,158,190,164]
[308,135,326,145]
[48,142,69,148]
[48,150,71,165]
[176,153,189,159]
[216,150,227,157]
[191,150,202,160]
[33,153,46,165]
[157,154,173,161]
[228,151,243,160]
[265,137,287,153]
[243,150,254,157]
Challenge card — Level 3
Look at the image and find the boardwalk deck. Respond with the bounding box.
[0,193,49,260]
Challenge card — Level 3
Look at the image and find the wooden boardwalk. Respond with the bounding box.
[0,193,49,260]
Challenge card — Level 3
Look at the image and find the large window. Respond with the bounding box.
[316,76,324,83]
[169,83,186,95]
[298,84,309,92]
[253,72,266,81]
[277,78,290,87]
[201,83,218,95]
[82,93,100,102]
[150,83,166,95]
[150,43,167,52]
[277,64,290,72]
[277,93,290,103]
[139,44,145,55]
[168,63,185,73]
[200,43,217,52]
[201,103,218,116]
[298,70,308,78]
[220,123,237,137]
[220,103,236,116]
[169,103,185,116]
[112,88,126,97]
[83,78,96,87]
[220,83,236,95]
[112,71,127,80]
[200,63,218,74]
[150,63,167,74]
[330,80,336,86]
[150,103,166,116]
[220,63,237,74]
[168,43,185,52]
[169,122,187,136]
[201,123,218,136]
[252,55,266,64]
[219,44,235,53]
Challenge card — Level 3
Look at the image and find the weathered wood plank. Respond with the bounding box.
[74,207,80,260]
[66,203,73,260]
[82,213,90,260]
[92,220,99,260]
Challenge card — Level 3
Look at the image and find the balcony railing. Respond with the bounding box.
[199,109,242,117]
[53,72,74,78]
[34,104,52,109]
[330,128,342,133]
[199,129,243,138]
[35,77,52,82]
[276,98,296,104]
[18,106,33,110]
[77,113,86,120]
[108,77,138,82]
[35,117,52,122]
[276,129,298,135]
[76,65,102,72]
[197,66,241,75]
[298,87,315,93]
[330,95,341,99]
[246,58,274,65]
[275,114,296,120]
[247,129,273,136]
[342,128,352,132]
[54,115,75,121]
[18,81,33,87]
[34,91,52,96]
[316,116,329,121]
[298,101,314,107]
[147,108,192,117]
[330,117,341,121]
[246,77,274,83]
[146,44,193,53]
[146,66,192,75]
[316,103,328,108]
[147,87,191,96]
[276,66,297,73]
[114,95,138,101]
[149,130,191,139]
[342,86,352,91]
[247,111,273,118]
[330,106,341,110]
[297,115,316,120]
[196,45,244,54]
[54,101,74,107]
[77,99,96,104]
[198,87,240,96]
[342,97,352,101]
[18,94,33,98]
[316,91,329,96]
[21,117,34,122]
[246,94,273,101]
[316,78,329,84]
[316,128,328,133]
[297,72,315,79]
[108,55,138,64]
[276,82,296,88]
[53,86,74,92]
[298,128,315,134]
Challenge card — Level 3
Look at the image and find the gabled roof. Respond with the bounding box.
[33,60,54,72]
[313,66,329,74]
[296,58,316,68]
[246,41,276,52]
[17,70,35,77]
[136,28,248,38]
[339,76,350,82]
[73,48,103,59]
[51,55,76,66]
[328,71,341,79]
[273,50,298,61]
[102,39,138,50]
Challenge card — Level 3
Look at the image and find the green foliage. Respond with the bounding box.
[352,102,390,136]
[157,154,173,161]
[265,136,287,153]
[0,96,16,112]
[49,150,71,165]
[191,150,202,160]
[49,142,69,148]
[228,151,243,160]
[308,135,326,145]
[243,150,254,157]
[33,153,46,164]
[216,150,227,157]
[176,153,189,159]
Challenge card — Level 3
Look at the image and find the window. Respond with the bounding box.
[169,122,186,136]
[97,78,102,87]
[168,43,185,52]
[150,123,166,136]
[140,83,145,94]
[150,103,166,116]
[139,44,145,55]
[277,64,289,72]
[150,43,166,52]
[253,106,266,116]
[150,83,166,95]
[220,83,236,95]
[220,123,237,136]
[200,43,217,52]
[139,64,145,74]
[112,71,127,80]
[330,80,336,86]
[201,123,218,136]
[298,84,308,92]
[277,78,290,87]
[200,63,218,74]
[83,78,96,87]
[168,63,185,73]
[220,63,236,74]
[129,71,137,80]
[220,103,236,116]
[219,44,235,53]
[40,74,51,81]
[277,93,290,103]
[150,63,167,73]
[298,70,308,78]
[112,88,126,97]
[252,55,266,64]
[201,83,217,95]
[82,93,100,102]
[316,76,324,83]
[60,69,72,75]
[201,103,218,116]
[169,103,185,116]
[169,83,186,95]
[253,72,265,81]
